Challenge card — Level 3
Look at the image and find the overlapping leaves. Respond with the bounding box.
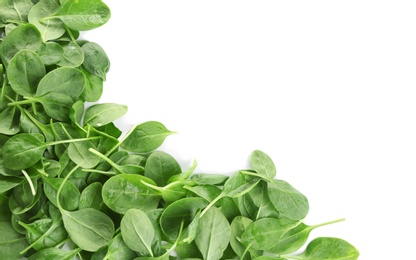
[0,1,359,259]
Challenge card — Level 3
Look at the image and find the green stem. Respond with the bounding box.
[311,218,345,229]
[19,222,61,254]
[105,125,137,155]
[45,136,101,147]
[64,24,77,43]
[7,97,36,106]
[88,148,124,173]
[56,166,80,211]
[200,193,225,218]
[240,170,273,182]
[82,168,117,176]
[140,180,163,193]
[21,170,36,196]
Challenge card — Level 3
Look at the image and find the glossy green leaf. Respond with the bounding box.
[0,221,29,259]
[62,208,115,252]
[82,42,110,80]
[0,24,42,66]
[7,49,46,96]
[121,121,175,153]
[0,106,20,135]
[38,41,64,65]
[57,41,84,67]
[43,177,80,211]
[144,151,182,187]
[53,0,111,31]
[36,67,86,101]
[287,237,359,260]
[104,233,137,260]
[84,103,128,127]
[251,150,276,178]
[195,206,230,260]
[28,0,66,41]
[79,182,103,210]
[121,208,155,256]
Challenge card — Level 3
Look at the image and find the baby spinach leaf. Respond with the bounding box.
[0,106,20,135]
[267,179,309,221]
[7,49,46,97]
[251,150,276,179]
[82,42,110,80]
[0,0,34,24]
[57,41,84,67]
[230,216,255,260]
[80,66,104,102]
[38,42,64,65]
[190,173,228,186]
[19,217,67,252]
[84,103,128,127]
[195,206,230,260]
[36,66,86,101]
[61,208,115,252]
[37,92,74,121]
[79,182,103,210]
[121,208,155,256]
[241,218,299,251]
[52,0,111,31]
[144,151,182,187]
[0,221,29,260]
[121,121,176,153]
[43,177,80,211]
[285,237,359,260]
[27,247,82,260]
[28,0,66,42]
[160,197,208,241]
[104,233,137,260]
[0,24,42,66]
[268,218,345,255]
[1,133,46,170]
[102,174,161,214]
[0,175,23,193]
[68,139,100,168]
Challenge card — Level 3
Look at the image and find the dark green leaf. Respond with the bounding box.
[0,221,29,259]
[144,151,182,187]
[43,177,80,211]
[82,42,110,80]
[57,41,84,67]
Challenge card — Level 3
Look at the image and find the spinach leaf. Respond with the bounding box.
[251,150,276,178]
[121,208,155,256]
[104,233,137,260]
[0,106,20,135]
[57,41,84,67]
[195,206,230,260]
[144,151,182,187]
[79,182,103,210]
[284,237,360,260]
[7,49,45,97]
[28,0,66,42]
[38,42,64,65]
[102,174,161,214]
[27,247,82,260]
[84,103,128,127]
[52,0,111,31]
[43,177,80,211]
[0,24,42,66]
[36,67,85,100]
[61,208,115,252]
[121,121,176,153]
[82,42,110,80]
[0,221,29,259]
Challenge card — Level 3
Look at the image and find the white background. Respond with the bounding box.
[87,1,416,259]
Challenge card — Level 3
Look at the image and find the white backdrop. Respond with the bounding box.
[87,1,416,259]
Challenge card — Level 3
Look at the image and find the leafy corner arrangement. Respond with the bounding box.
[0,0,359,260]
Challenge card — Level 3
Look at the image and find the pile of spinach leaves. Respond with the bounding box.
[0,0,359,259]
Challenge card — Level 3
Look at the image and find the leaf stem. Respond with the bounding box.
[312,218,345,229]
[199,193,224,218]
[21,170,36,196]
[7,97,36,106]
[56,165,80,211]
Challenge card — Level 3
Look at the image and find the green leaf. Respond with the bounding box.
[82,42,110,80]
[7,49,46,96]
[0,24,42,66]
[144,151,182,187]
[61,208,115,252]
[241,218,299,251]
[19,218,67,251]
[121,121,175,153]
[43,177,80,211]
[230,216,254,260]
[57,41,84,67]
[36,67,86,100]
[1,133,46,170]
[0,175,23,193]
[28,0,66,42]
[68,140,100,168]
[38,42,64,65]
[195,206,230,260]
[79,182,103,210]
[251,150,276,178]
[267,179,309,220]
[160,197,208,241]
[0,221,29,259]
[0,0,34,24]
[84,103,128,127]
[80,66,103,102]
[121,209,155,256]
[53,0,111,31]
[37,92,74,121]
[102,174,161,214]
[27,247,81,260]
[286,237,359,260]
[104,233,137,260]
[0,106,20,135]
